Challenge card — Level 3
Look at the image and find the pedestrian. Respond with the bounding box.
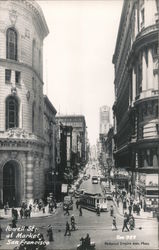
[64,221,71,236]
[79,206,82,216]
[39,233,46,250]
[27,208,31,218]
[143,200,146,212]
[4,205,7,215]
[140,199,143,209]
[96,205,100,216]
[0,225,2,240]
[64,205,70,216]
[112,216,117,230]
[29,204,32,212]
[14,209,18,220]
[80,237,86,250]
[123,198,127,211]
[11,207,15,218]
[122,214,129,232]
[42,206,45,214]
[129,215,135,230]
[20,208,24,219]
[128,204,132,216]
[12,218,17,228]
[116,197,120,207]
[76,200,79,209]
[85,233,91,250]
[110,205,114,216]
[47,225,54,242]
[137,204,140,215]
[24,208,28,219]
[71,215,76,231]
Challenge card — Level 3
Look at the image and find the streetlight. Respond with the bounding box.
[51,170,58,200]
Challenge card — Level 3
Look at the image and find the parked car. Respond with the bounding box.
[83,175,88,180]
[68,189,75,197]
[75,188,85,198]
[105,189,113,200]
[63,195,73,210]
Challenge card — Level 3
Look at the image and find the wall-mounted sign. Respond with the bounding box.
[61,184,68,193]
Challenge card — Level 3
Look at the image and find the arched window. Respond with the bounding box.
[6,28,17,60]
[6,96,19,129]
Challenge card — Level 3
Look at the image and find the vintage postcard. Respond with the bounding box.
[0,0,158,249]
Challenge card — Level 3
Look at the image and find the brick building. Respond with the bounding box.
[0,0,51,207]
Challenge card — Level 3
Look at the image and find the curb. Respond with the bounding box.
[0,210,58,220]
[80,205,108,213]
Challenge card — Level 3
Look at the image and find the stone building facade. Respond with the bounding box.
[43,96,57,198]
[0,0,49,207]
[56,115,87,166]
[99,105,110,136]
[112,0,159,196]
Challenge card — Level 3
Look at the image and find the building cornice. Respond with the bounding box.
[128,24,159,66]
[44,95,57,115]
[14,0,49,39]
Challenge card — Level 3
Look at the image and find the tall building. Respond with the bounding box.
[56,115,87,166]
[113,0,159,205]
[0,0,50,206]
[99,106,110,136]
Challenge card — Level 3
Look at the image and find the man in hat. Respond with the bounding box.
[64,221,71,236]
[47,225,54,242]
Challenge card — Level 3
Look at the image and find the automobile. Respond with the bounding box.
[92,176,98,184]
[68,189,75,197]
[97,175,102,181]
[63,195,73,210]
[71,185,76,191]
[105,189,113,200]
[83,175,88,180]
[75,188,85,198]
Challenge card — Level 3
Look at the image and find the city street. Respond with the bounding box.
[0,166,158,250]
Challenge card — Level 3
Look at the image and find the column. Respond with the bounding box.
[26,152,34,204]
[0,167,3,206]
[147,48,154,90]
[134,5,138,37]
[20,154,27,202]
[34,156,40,199]
[142,51,148,91]
[39,157,45,198]
[132,67,136,102]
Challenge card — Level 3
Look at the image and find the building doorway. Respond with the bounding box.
[3,160,21,207]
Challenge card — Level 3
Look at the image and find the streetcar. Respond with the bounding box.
[79,192,108,212]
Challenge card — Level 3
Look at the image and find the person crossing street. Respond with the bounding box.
[112,216,117,231]
[64,205,70,216]
[79,206,82,216]
[64,221,71,236]
[122,213,129,232]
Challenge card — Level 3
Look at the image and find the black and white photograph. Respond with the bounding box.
[0,0,158,249]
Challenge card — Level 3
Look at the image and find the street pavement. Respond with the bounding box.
[0,166,158,250]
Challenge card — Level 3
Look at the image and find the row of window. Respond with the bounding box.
[6,28,41,72]
[5,69,21,84]
[5,96,41,132]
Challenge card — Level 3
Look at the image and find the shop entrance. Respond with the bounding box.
[3,160,21,207]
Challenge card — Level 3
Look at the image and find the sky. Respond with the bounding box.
[38,0,123,146]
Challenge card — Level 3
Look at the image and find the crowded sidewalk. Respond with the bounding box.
[0,202,62,220]
[113,196,155,220]
[109,184,157,220]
